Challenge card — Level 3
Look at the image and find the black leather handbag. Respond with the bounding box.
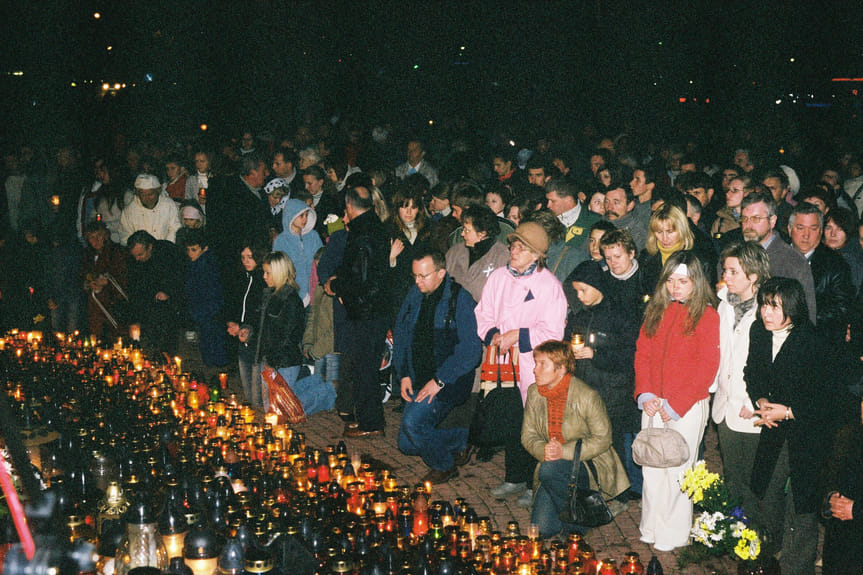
[468,347,522,447]
[558,439,614,527]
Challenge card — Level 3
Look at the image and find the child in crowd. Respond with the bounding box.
[183,228,226,371]
[272,199,323,307]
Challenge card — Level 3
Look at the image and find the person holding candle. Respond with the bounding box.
[521,340,630,538]
[634,250,720,552]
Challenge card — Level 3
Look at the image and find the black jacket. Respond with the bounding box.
[330,209,391,321]
[206,175,270,268]
[809,243,855,345]
[126,239,183,323]
[744,319,834,513]
[255,285,304,369]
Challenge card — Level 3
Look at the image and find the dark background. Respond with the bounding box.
[3,0,863,148]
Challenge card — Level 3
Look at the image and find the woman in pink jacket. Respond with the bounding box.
[475,221,567,507]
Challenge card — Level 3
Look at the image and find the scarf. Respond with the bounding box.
[657,240,684,265]
[403,220,418,244]
[610,257,639,281]
[727,292,756,328]
[537,374,571,442]
[507,261,538,277]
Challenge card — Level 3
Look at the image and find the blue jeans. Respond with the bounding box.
[398,390,468,471]
[288,373,336,416]
[623,432,643,496]
[531,459,590,539]
[239,356,263,409]
[313,353,341,384]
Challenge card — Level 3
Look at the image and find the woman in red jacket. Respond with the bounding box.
[634,250,720,552]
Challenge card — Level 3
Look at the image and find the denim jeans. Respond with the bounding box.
[398,390,468,471]
[623,432,643,496]
[288,373,336,416]
[313,353,341,384]
[239,356,263,409]
[531,459,590,539]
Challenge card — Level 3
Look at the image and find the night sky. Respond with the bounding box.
[3,1,863,144]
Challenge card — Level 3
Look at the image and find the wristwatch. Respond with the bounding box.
[434,377,445,389]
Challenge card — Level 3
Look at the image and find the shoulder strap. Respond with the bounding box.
[569,438,584,488]
[444,280,462,330]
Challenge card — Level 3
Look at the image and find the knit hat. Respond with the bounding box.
[568,260,608,294]
[507,221,549,257]
[264,178,288,195]
[134,174,160,189]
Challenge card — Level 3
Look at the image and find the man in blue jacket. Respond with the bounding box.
[394,249,483,484]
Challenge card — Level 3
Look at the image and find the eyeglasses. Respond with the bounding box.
[412,271,439,280]
[740,215,770,224]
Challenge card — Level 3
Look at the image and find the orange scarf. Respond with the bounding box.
[537,374,571,442]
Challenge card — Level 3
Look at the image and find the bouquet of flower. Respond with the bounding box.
[680,461,761,561]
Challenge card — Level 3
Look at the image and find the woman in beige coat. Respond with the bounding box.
[521,340,629,538]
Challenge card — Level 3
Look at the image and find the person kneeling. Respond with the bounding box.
[521,340,629,538]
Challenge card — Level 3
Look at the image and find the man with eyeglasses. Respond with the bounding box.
[740,191,816,323]
[393,250,482,484]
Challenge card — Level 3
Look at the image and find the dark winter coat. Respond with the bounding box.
[255,285,304,370]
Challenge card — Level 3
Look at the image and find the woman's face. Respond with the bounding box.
[262,263,274,287]
[824,219,848,250]
[165,162,181,180]
[761,298,791,331]
[241,248,257,272]
[507,205,521,226]
[267,189,285,208]
[597,168,612,188]
[588,229,606,261]
[399,200,419,225]
[326,167,339,183]
[486,192,505,215]
[588,193,605,215]
[194,153,210,173]
[461,220,486,247]
[665,272,693,302]
[726,178,745,209]
[533,352,565,388]
[509,240,539,273]
[655,220,680,250]
[722,257,757,300]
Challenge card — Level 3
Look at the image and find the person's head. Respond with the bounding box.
[262,251,298,292]
[734,148,753,172]
[303,164,326,195]
[411,250,447,294]
[726,175,754,210]
[240,130,255,151]
[685,194,703,226]
[505,195,535,227]
[551,148,574,176]
[532,340,576,387]
[788,202,824,255]
[603,186,635,221]
[589,149,610,175]
[460,205,499,248]
[485,183,514,216]
[271,148,297,179]
[180,201,205,229]
[599,228,637,276]
[491,147,516,178]
[569,260,608,307]
[183,228,209,262]
[507,221,549,273]
[720,241,771,300]
[758,277,809,331]
[164,154,185,181]
[824,207,856,251]
[526,209,567,246]
[194,151,211,174]
[585,189,605,216]
[450,181,484,222]
[390,184,428,232]
[720,166,740,192]
[795,185,835,214]
[429,183,451,214]
[526,155,551,187]
[406,139,426,166]
[643,250,717,336]
[344,183,374,222]
[544,176,579,216]
[821,168,841,190]
[740,191,778,243]
[240,153,267,188]
[761,168,790,204]
[263,177,288,209]
[128,231,156,262]
[134,174,161,209]
[679,172,713,208]
[84,221,110,252]
[645,204,694,255]
[298,147,322,171]
[588,220,616,261]
[630,166,657,201]
[239,239,268,273]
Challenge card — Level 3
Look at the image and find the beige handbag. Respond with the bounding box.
[631,415,690,468]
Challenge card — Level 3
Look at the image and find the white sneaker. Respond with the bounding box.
[515,489,534,509]
[489,482,527,498]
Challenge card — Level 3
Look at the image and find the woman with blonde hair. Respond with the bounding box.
[634,250,720,552]
[639,204,696,292]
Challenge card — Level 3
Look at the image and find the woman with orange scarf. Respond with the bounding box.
[521,340,629,538]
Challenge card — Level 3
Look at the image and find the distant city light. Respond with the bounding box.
[679,97,686,103]
[779,148,785,154]
[113,83,120,90]
[789,58,795,62]
[413,64,419,70]
[460,46,465,50]
[775,99,782,104]
[200,124,208,131]
[70,82,76,87]
[428,120,433,125]
[93,12,101,19]
[102,83,109,90]
[144,73,153,82]
[12,71,24,76]
[107,46,112,51]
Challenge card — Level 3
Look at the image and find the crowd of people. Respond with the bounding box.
[3,123,863,573]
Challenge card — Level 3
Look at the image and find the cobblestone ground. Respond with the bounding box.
[190,343,822,575]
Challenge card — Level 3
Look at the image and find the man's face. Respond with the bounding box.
[245,162,267,189]
[241,132,254,151]
[602,244,635,276]
[304,174,324,195]
[186,244,207,262]
[412,256,446,294]
[130,243,153,263]
[630,170,653,199]
[687,187,712,207]
[545,190,575,216]
[271,153,293,178]
[194,153,209,173]
[137,187,159,209]
[603,188,632,221]
[721,168,739,192]
[492,158,511,177]
[86,231,107,252]
[741,202,776,243]
[734,151,749,170]
[789,213,823,254]
[407,141,424,166]
[528,168,547,187]
[589,154,604,175]
[762,177,787,203]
